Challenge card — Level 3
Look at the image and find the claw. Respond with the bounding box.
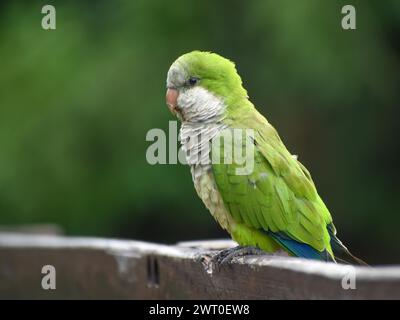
[209,245,267,272]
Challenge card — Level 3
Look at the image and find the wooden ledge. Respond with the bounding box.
[0,233,399,299]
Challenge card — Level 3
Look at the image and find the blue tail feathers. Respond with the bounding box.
[268,231,333,262]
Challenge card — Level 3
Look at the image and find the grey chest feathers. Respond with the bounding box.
[179,122,234,232]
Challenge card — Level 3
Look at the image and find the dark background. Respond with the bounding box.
[0,0,399,264]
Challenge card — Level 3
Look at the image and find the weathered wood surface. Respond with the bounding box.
[0,224,63,235]
[0,233,399,299]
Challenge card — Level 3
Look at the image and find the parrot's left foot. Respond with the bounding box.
[209,245,267,270]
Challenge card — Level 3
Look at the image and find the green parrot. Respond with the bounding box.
[165,51,365,265]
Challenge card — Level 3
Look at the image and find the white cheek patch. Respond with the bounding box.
[177,86,226,123]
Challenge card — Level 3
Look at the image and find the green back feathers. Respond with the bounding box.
[212,110,335,258]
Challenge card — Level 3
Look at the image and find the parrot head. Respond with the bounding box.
[166,51,248,122]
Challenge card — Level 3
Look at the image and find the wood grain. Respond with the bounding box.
[0,234,399,299]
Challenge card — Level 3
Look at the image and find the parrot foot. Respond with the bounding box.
[209,245,266,271]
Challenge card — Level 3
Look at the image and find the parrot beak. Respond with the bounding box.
[166,88,179,115]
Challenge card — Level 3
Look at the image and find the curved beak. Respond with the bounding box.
[166,88,179,115]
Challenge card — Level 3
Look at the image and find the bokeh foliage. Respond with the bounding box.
[0,0,399,263]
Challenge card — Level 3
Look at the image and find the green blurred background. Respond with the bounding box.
[0,0,399,264]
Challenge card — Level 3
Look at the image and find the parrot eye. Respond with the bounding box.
[188,77,199,86]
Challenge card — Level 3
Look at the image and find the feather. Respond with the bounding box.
[327,223,368,266]
[269,231,334,262]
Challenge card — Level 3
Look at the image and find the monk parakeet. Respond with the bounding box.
[165,51,365,265]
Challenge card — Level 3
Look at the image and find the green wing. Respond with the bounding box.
[212,108,333,256]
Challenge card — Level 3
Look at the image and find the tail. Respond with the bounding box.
[327,223,368,266]
[268,231,335,262]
